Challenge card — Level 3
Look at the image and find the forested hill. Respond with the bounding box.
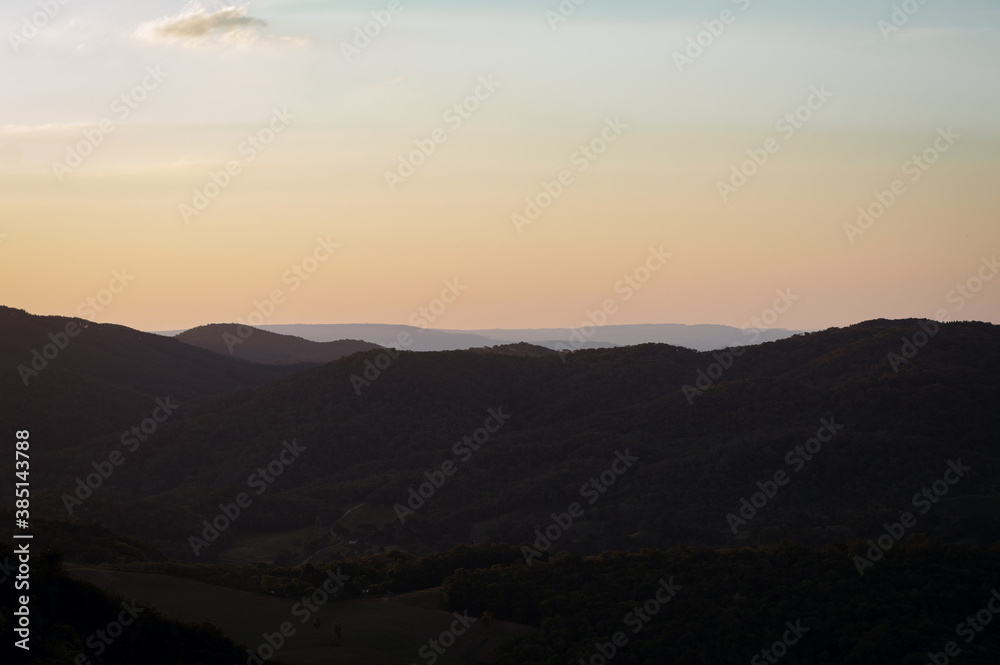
[175,323,383,365]
[0,306,303,392]
[16,317,998,559]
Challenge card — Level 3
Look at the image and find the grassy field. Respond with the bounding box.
[68,568,532,665]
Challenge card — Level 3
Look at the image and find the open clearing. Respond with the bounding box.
[68,568,533,665]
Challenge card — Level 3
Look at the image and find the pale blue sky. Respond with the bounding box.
[2,1,998,330]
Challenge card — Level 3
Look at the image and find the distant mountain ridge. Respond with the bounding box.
[155,322,804,352]
[175,323,383,365]
[8,308,997,561]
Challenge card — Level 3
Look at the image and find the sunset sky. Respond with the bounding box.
[1,0,998,332]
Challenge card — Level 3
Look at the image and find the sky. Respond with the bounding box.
[1,0,998,332]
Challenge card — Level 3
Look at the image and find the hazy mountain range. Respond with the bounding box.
[3,305,999,664]
[175,323,384,365]
[156,322,805,353]
[5,305,997,562]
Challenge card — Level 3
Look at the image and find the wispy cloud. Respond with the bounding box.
[1,122,93,135]
[135,2,304,47]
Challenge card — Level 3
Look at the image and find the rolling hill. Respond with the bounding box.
[175,323,384,365]
[8,312,997,562]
